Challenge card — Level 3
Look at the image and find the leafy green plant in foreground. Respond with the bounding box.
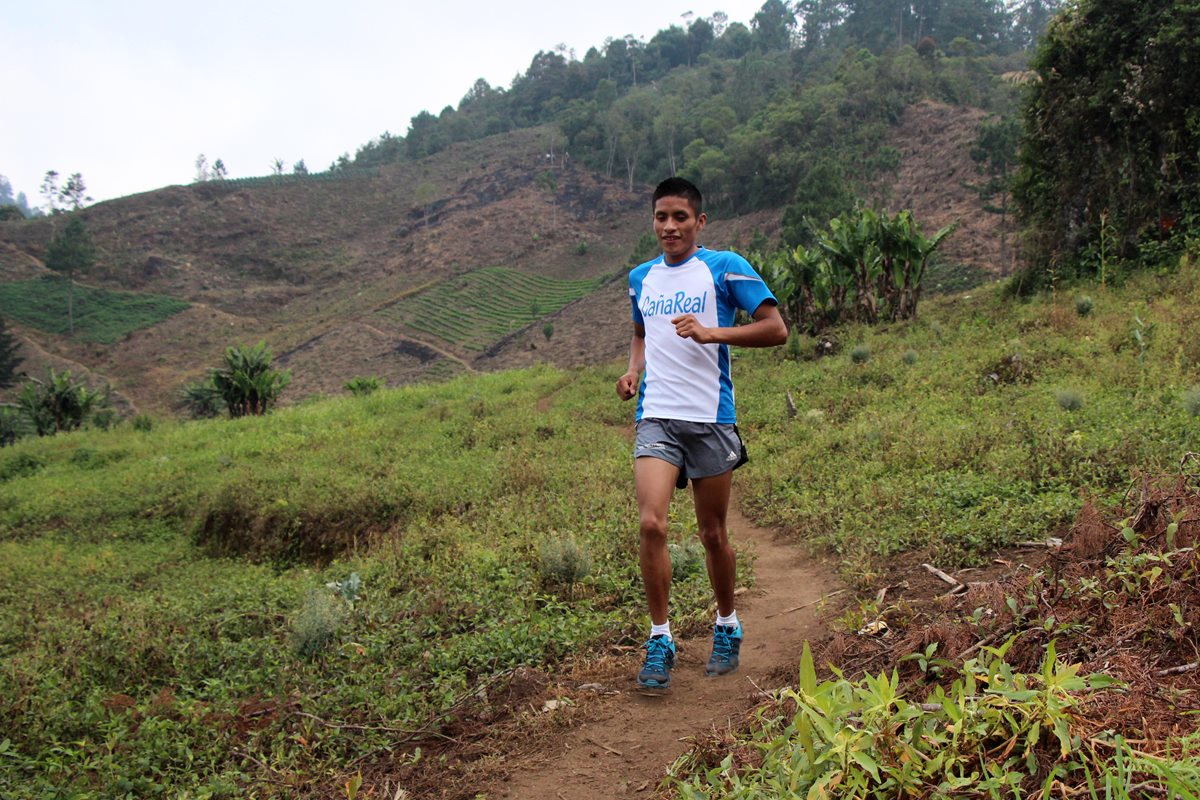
[670,641,1140,799]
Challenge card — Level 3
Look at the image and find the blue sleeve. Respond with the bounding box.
[721,253,777,314]
[629,265,647,325]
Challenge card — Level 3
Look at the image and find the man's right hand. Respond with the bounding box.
[616,371,639,401]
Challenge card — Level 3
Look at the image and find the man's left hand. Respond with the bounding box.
[672,314,713,344]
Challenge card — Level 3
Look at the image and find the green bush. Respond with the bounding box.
[210,341,291,418]
[290,589,346,660]
[538,535,593,598]
[850,345,871,364]
[902,349,919,365]
[15,368,110,435]
[344,376,383,396]
[669,539,706,582]
[1075,295,1094,317]
[131,414,154,432]
[1183,387,1200,417]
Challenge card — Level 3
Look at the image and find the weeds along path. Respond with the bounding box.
[496,502,839,799]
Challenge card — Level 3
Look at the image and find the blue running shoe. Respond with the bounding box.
[705,624,742,677]
[637,634,676,691]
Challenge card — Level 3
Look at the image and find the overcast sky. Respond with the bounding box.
[2,0,770,206]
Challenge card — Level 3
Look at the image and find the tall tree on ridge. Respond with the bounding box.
[44,216,96,335]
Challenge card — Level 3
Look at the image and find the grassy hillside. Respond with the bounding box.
[2,256,1199,795]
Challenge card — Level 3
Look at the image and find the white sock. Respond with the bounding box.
[650,621,672,640]
[716,611,739,628]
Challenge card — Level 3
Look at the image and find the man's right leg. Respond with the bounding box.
[635,455,680,690]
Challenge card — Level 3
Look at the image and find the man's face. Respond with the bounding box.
[653,195,706,263]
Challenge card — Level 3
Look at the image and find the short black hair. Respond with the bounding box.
[653,177,703,215]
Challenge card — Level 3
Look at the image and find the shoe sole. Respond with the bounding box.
[705,665,739,677]
[635,682,671,696]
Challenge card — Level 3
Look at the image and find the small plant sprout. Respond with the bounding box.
[850,344,871,364]
[1075,295,1094,316]
[1055,389,1084,411]
[326,572,362,605]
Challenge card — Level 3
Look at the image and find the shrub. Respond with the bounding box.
[0,407,27,447]
[902,349,919,365]
[542,323,554,341]
[344,376,383,396]
[1075,295,1094,316]
[131,413,154,432]
[291,590,345,660]
[1183,387,1200,417]
[850,345,871,365]
[669,539,706,582]
[179,380,222,419]
[210,341,291,418]
[575,240,589,256]
[1056,389,1084,411]
[538,535,592,598]
[16,368,110,435]
[0,450,43,480]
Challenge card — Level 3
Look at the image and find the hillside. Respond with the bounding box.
[0,103,1005,414]
[3,257,1199,797]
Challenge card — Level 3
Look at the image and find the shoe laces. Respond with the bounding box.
[643,636,672,670]
[711,627,736,661]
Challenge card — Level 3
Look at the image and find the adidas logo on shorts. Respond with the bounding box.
[726,449,738,461]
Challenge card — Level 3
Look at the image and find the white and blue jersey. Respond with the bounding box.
[629,247,776,424]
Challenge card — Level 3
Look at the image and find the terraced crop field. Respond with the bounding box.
[377,266,604,351]
[0,277,190,343]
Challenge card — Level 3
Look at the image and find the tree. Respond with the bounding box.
[292,159,308,175]
[270,158,285,176]
[969,116,1020,273]
[194,154,209,182]
[0,317,22,388]
[211,159,228,180]
[44,216,96,335]
[59,173,91,210]
[39,170,59,215]
[751,0,798,52]
[1013,0,1200,280]
[209,342,291,418]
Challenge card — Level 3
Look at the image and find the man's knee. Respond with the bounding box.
[640,514,669,544]
[697,525,729,551]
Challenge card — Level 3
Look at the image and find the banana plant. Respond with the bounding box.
[209,341,292,418]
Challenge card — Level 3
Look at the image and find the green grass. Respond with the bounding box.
[376,266,603,351]
[0,277,189,343]
[0,365,717,797]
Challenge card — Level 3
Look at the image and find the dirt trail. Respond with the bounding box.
[496,503,839,799]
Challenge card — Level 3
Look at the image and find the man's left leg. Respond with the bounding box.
[692,470,743,676]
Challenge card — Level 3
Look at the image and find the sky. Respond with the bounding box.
[2,0,770,206]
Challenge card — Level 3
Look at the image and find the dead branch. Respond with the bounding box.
[765,589,847,619]
[921,563,962,588]
[1152,662,1199,677]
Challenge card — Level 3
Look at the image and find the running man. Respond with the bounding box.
[616,177,788,691]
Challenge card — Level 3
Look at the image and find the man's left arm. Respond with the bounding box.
[671,301,787,347]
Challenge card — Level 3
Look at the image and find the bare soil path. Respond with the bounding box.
[495,503,839,799]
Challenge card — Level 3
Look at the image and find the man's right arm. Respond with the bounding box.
[616,323,646,400]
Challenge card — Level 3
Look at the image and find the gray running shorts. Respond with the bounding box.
[634,418,749,489]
